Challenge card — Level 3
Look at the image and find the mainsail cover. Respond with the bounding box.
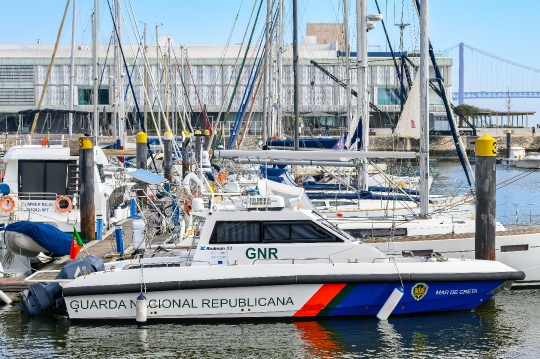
[394,75,421,138]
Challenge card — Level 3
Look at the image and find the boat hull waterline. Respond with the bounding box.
[65,275,515,320]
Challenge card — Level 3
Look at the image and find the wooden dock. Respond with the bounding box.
[0,219,135,302]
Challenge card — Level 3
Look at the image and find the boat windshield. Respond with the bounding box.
[317,218,358,242]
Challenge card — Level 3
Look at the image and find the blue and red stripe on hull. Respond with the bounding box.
[294,281,504,317]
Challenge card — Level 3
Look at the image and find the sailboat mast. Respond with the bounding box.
[356,0,368,190]
[143,23,148,132]
[419,0,430,215]
[293,0,299,150]
[156,25,161,136]
[116,0,124,147]
[344,0,351,148]
[92,0,98,143]
[69,0,76,137]
[277,0,283,137]
[262,0,271,146]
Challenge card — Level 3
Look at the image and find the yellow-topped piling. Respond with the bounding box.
[136,131,148,144]
[475,134,497,157]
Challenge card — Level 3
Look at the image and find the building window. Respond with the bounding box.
[377,87,402,105]
[78,87,109,105]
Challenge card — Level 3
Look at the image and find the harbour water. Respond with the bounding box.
[1,163,540,358]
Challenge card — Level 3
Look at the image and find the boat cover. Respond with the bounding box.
[5,222,72,255]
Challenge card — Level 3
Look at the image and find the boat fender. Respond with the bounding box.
[136,293,147,324]
[0,195,15,212]
[376,287,404,321]
[0,183,10,195]
[55,196,72,213]
[0,290,12,305]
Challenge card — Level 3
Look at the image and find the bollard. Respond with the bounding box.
[163,131,173,182]
[475,134,497,260]
[136,131,148,170]
[114,222,124,253]
[506,130,511,159]
[79,136,95,241]
[96,214,103,241]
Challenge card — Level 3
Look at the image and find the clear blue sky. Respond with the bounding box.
[2,0,539,124]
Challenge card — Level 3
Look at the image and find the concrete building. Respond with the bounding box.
[0,31,453,137]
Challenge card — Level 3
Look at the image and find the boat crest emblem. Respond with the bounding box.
[411,283,428,301]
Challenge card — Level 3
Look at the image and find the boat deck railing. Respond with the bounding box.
[252,257,335,265]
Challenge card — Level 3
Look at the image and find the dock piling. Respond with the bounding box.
[136,131,148,170]
[475,134,497,260]
[163,131,173,182]
[79,136,95,241]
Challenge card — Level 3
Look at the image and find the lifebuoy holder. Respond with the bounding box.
[55,196,72,213]
[0,196,15,212]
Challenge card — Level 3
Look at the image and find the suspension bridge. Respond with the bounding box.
[444,43,540,103]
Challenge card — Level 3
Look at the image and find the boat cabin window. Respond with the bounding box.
[18,160,76,200]
[263,221,341,243]
[210,221,261,244]
[209,220,342,244]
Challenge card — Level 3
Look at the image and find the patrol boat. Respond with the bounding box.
[58,196,523,321]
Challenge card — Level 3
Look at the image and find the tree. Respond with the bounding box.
[454,104,480,127]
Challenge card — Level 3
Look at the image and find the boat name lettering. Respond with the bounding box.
[69,298,199,310]
[245,247,278,260]
[435,289,478,296]
[201,297,293,308]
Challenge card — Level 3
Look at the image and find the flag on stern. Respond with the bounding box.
[69,227,84,259]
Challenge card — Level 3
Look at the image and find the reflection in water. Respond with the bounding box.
[0,290,539,358]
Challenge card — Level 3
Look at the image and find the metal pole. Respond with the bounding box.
[293,0,299,150]
[156,25,161,136]
[262,0,271,147]
[92,0,98,143]
[277,0,283,137]
[419,0,429,216]
[116,0,124,147]
[344,0,351,148]
[143,23,148,133]
[69,0,76,137]
[459,42,464,105]
[357,0,368,190]
[475,134,497,260]
[79,136,95,241]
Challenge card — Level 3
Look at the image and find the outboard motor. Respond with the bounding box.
[17,255,104,315]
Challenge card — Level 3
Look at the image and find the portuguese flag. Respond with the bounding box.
[69,227,84,260]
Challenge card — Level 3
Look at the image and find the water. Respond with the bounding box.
[2,163,540,358]
[431,162,540,225]
[1,290,540,358]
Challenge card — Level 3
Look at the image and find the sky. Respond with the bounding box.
[1,0,539,125]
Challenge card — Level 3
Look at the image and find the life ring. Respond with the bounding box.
[0,196,15,212]
[217,172,228,183]
[55,196,72,213]
[184,199,192,215]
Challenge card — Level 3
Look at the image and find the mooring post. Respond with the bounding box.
[506,130,511,159]
[79,135,95,241]
[194,129,203,161]
[475,134,497,260]
[182,135,191,178]
[136,131,148,170]
[163,130,173,183]
[203,129,211,151]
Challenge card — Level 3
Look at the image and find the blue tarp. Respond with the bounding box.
[5,222,72,255]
